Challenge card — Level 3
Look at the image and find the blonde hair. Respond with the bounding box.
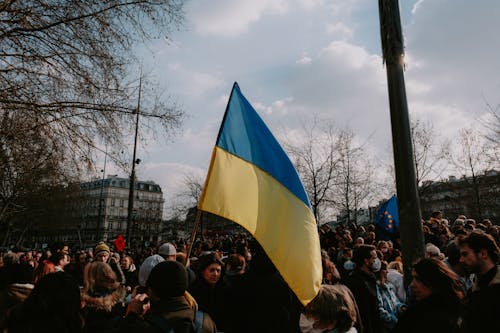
[83,261,119,293]
[388,260,403,274]
[304,284,358,332]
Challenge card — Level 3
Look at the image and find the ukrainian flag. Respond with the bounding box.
[198,82,321,306]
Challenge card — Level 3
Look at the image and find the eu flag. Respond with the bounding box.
[375,194,399,234]
[198,82,322,306]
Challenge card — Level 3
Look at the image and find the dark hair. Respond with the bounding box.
[195,252,223,275]
[17,272,83,333]
[352,244,375,267]
[457,230,500,263]
[412,258,463,301]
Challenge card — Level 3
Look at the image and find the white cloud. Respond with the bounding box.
[188,0,288,37]
[325,22,353,40]
[296,55,312,65]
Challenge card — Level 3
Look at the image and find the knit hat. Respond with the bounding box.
[94,242,110,256]
[147,261,188,298]
[158,242,177,257]
[138,254,164,287]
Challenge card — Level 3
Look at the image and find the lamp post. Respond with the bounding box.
[97,146,108,241]
[126,76,142,247]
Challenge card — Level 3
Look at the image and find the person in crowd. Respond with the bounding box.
[425,243,445,260]
[188,252,227,331]
[138,254,165,289]
[9,271,84,333]
[458,231,500,333]
[121,255,138,294]
[345,244,382,333]
[0,253,34,331]
[300,284,360,333]
[337,247,353,280]
[230,241,302,333]
[443,240,474,296]
[158,242,177,261]
[377,241,390,261]
[94,241,125,285]
[322,254,341,285]
[66,251,88,287]
[81,261,126,333]
[392,258,463,333]
[386,261,406,303]
[176,252,196,287]
[121,260,217,333]
[375,260,406,332]
[52,251,70,272]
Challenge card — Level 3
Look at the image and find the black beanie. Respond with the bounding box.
[146,261,188,298]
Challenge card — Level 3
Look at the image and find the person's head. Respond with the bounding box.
[410,258,462,302]
[458,230,500,274]
[19,272,83,332]
[225,253,246,275]
[425,243,444,260]
[146,260,188,302]
[376,260,389,283]
[352,244,377,272]
[83,261,119,293]
[158,242,177,261]
[377,241,389,254]
[120,255,133,271]
[196,252,223,286]
[431,211,442,220]
[322,256,341,284]
[302,284,358,332]
[138,254,164,287]
[93,242,110,263]
[387,260,403,274]
[354,237,364,247]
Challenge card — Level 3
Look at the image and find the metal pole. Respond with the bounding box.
[97,146,108,241]
[187,209,202,258]
[126,76,142,247]
[378,0,425,287]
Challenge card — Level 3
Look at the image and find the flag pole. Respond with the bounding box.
[187,209,202,258]
[378,0,425,287]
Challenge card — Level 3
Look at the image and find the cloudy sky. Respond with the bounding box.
[119,0,500,217]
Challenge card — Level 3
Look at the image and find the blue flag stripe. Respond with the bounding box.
[216,83,311,208]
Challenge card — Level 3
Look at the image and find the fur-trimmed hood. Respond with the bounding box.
[82,286,126,312]
[7,283,34,302]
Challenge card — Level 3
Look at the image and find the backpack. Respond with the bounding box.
[150,310,204,333]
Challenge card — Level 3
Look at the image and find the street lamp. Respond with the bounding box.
[97,146,108,241]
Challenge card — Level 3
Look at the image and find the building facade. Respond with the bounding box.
[75,175,164,247]
[419,170,500,223]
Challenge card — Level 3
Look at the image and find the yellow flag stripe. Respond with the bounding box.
[198,147,322,305]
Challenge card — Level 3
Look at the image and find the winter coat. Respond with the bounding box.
[82,286,126,333]
[461,265,500,333]
[392,294,461,333]
[376,281,405,331]
[119,295,217,333]
[345,268,382,333]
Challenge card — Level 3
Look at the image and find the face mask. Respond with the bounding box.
[371,258,381,272]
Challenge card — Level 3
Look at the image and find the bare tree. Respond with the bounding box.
[480,95,500,145]
[410,118,449,195]
[447,127,497,219]
[283,119,340,224]
[333,129,380,226]
[1,1,185,235]
[1,1,185,168]
[167,171,204,220]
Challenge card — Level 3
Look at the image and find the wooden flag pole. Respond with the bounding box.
[187,209,202,258]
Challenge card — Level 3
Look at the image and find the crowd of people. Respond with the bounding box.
[0,211,499,333]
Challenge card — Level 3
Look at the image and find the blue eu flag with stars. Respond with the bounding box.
[374,194,399,235]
